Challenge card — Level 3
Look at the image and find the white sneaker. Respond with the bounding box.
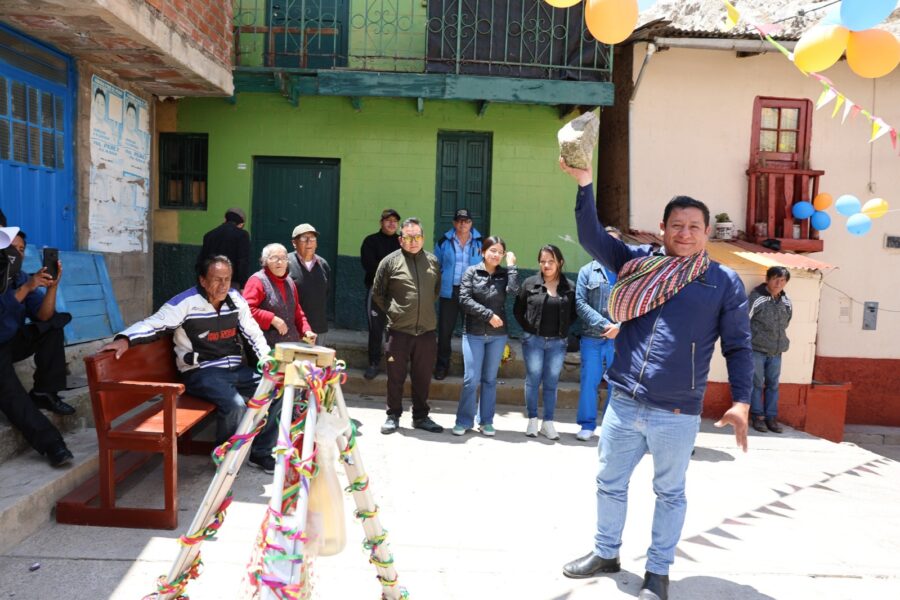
[525,418,539,437]
[539,420,560,441]
[575,428,594,442]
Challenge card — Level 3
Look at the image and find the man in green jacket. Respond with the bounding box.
[372,217,444,435]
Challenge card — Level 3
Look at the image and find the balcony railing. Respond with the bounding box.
[233,0,612,81]
[746,165,825,253]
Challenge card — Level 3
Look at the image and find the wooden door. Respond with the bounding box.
[251,156,340,318]
[434,131,492,242]
[750,97,812,169]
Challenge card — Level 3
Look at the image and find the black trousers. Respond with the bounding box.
[384,329,436,420]
[0,321,68,454]
[436,286,461,370]
[365,287,388,366]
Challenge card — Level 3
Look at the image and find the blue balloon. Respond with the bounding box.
[811,210,832,231]
[835,194,861,216]
[846,212,872,236]
[840,0,898,31]
[792,201,815,219]
[821,7,843,26]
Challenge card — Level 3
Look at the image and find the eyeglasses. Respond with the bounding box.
[267,256,288,263]
[401,234,424,243]
[485,248,505,256]
[296,236,317,244]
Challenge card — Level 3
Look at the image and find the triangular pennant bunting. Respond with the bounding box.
[816,87,837,110]
[723,0,740,31]
[842,100,854,124]
[831,95,845,119]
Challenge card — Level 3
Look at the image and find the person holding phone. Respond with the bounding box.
[0,229,75,467]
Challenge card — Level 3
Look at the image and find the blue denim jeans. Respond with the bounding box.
[594,386,700,575]
[521,333,567,420]
[577,336,616,431]
[182,365,282,461]
[751,351,782,419]
[456,334,507,428]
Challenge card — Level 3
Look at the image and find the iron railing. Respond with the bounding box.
[233,0,612,81]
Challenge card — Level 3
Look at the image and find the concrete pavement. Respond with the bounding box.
[1,394,898,600]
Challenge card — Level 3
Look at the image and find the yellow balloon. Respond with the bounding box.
[585,0,639,45]
[847,29,900,78]
[813,192,833,211]
[544,0,582,7]
[861,197,889,219]
[793,25,850,73]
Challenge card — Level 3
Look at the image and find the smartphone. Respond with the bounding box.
[42,247,59,280]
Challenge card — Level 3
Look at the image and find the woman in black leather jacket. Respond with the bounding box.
[513,244,577,441]
[452,236,518,437]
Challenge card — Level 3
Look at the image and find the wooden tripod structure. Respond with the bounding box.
[152,343,407,600]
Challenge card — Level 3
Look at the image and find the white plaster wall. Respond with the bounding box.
[628,43,900,361]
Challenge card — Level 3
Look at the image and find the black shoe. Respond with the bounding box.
[30,391,75,416]
[765,418,784,434]
[381,416,400,435]
[364,364,379,380]
[433,367,448,381]
[248,455,276,474]
[413,416,444,433]
[47,444,74,468]
[752,416,767,433]
[562,552,621,578]
[638,571,669,600]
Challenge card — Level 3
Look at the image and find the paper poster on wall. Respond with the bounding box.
[88,75,150,253]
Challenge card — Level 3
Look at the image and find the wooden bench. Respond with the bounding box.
[56,336,216,529]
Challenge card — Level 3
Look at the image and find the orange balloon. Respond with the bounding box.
[847,29,900,78]
[813,192,833,211]
[585,0,639,45]
[793,25,849,73]
[545,0,582,7]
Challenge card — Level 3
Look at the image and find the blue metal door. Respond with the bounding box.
[0,24,76,250]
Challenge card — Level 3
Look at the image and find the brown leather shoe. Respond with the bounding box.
[752,416,767,433]
[765,418,783,434]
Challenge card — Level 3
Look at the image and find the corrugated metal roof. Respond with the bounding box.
[620,231,835,272]
[632,0,900,42]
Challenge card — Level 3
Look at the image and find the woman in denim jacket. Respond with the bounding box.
[453,236,518,436]
[513,244,577,440]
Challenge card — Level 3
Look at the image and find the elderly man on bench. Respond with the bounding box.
[101,255,280,473]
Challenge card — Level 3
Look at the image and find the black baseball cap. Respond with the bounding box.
[454,208,472,221]
[381,208,400,221]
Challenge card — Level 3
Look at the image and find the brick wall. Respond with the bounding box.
[144,0,234,66]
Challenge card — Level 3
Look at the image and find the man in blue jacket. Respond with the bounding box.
[0,227,74,467]
[433,208,482,380]
[559,160,752,600]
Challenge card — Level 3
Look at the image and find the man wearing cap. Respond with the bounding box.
[197,207,251,289]
[0,226,75,467]
[359,209,401,379]
[433,208,483,380]
[288,223,331,346]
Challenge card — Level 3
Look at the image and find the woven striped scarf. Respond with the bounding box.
[607,251,710,322]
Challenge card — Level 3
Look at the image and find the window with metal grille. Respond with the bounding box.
[0,75,65,169]
[159,133,208,209]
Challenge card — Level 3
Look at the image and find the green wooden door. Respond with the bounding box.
[434,131,492,242]
[251,156,340,318]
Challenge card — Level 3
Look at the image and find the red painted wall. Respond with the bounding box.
[144,0,234,66]
[814,356,900,427]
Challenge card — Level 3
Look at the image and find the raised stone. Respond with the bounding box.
[558,111,599,171]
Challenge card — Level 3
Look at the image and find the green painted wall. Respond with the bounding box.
[173,93,595,328]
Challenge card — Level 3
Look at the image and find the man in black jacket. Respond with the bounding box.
[359,209,400,379]
[196,208,251,289]
[748,266,792,434]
